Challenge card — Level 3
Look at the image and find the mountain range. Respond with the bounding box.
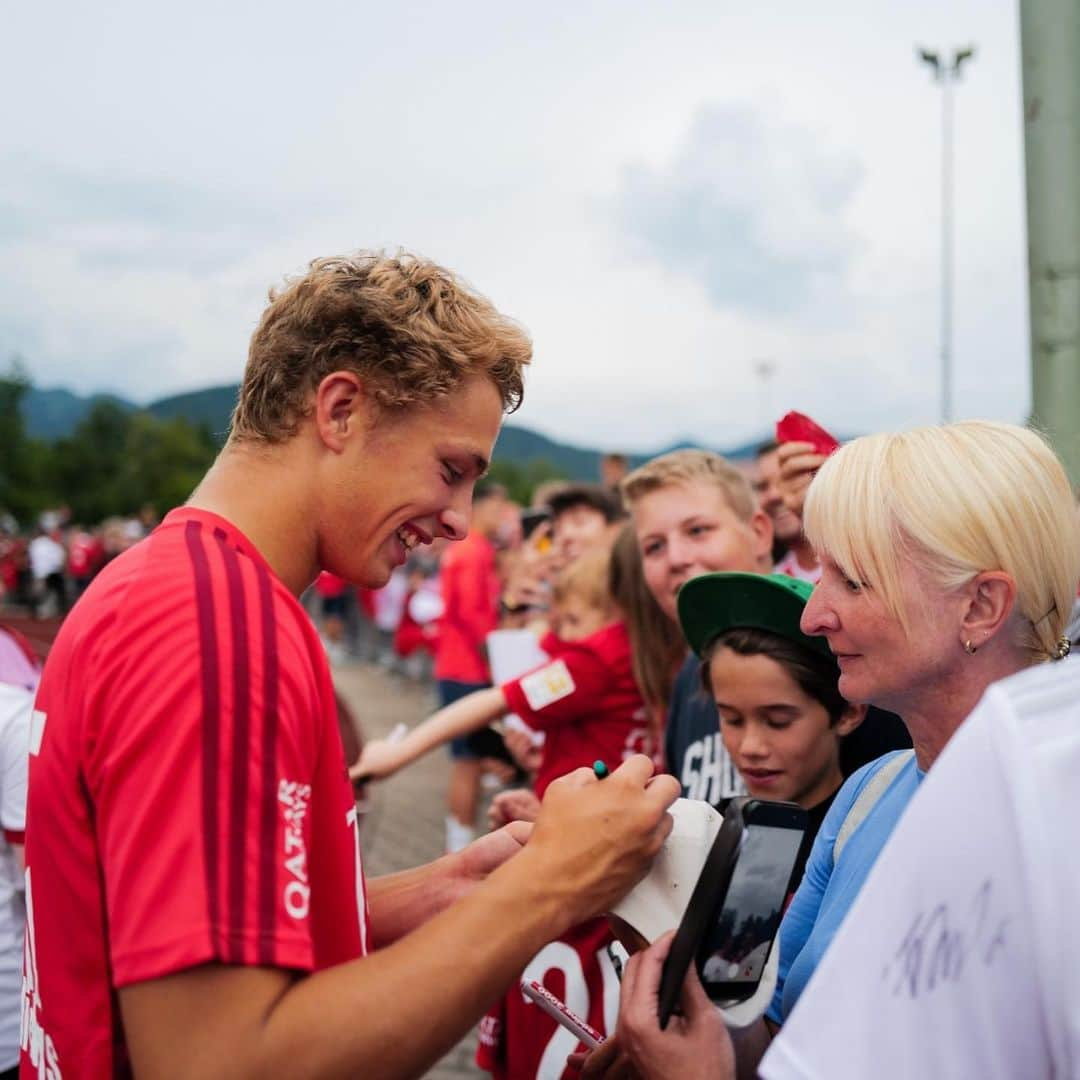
[21,384,768,478]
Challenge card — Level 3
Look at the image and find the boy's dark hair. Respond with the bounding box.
[700,626,847,725]
[546,483,624,524]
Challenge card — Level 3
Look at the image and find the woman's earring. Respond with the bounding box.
[964,639,978,655]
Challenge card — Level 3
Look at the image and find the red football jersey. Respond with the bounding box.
[20,508,368,1078]
[501,622,652,797]
[476,919,618,1080]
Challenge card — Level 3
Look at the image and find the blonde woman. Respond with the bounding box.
[581,421,1079,1080]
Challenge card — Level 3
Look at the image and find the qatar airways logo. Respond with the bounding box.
[278,780,312,920]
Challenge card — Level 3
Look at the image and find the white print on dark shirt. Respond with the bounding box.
[278,781,312,920]
[679,733,743,804]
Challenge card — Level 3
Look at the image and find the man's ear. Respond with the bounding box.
[959,571,1017,653]
[748,508,774,566]
[313,371,369,452]
[835,702,867,738]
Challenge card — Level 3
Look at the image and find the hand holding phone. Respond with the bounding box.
[657,798,807,1027]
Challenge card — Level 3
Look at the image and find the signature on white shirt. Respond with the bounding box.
[881,879,1009,1000]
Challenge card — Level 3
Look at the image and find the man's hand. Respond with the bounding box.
[776,440,827,520]
[453,821,531,897]
[488,787,542,828]
[576,931,734,1080]
[501,525,560,616]
[520,756,679,930]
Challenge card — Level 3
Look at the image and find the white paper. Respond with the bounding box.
[610,798,723,943]
[487,629,551,742]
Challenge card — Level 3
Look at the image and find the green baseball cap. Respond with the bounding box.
[677,572,832,659]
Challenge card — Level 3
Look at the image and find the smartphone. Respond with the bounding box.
[775,411,841,457]
[658,798,807,1025]
[520,507,552,540]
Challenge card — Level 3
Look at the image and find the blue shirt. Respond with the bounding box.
[768,750,923,1023]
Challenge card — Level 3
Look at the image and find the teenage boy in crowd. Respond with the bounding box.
[622,450,909,809]
[20,252,678,1078]
[621,451,774,805]
[753,440,820,584]
[434,480,509,852]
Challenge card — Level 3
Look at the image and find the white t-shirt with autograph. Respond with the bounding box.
[762,658,1080,1080]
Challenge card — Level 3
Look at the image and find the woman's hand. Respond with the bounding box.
[574,931,734,1080]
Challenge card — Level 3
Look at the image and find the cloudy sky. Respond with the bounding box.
[2,1,1027,452]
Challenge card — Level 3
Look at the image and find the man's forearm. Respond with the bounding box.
[266,846,572,1079]
[366,852,462,949]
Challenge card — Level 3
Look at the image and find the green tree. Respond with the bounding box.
[487,457,568,505]
[47,402,218,522]
[0,360,49,523]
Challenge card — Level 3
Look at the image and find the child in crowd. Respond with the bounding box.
[353,541,651,1080]
[352,543,651,792]
[677,571,868,895]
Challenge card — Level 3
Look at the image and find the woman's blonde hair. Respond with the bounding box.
[804,421,1080,662]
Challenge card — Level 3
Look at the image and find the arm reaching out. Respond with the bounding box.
[351,687,509,781]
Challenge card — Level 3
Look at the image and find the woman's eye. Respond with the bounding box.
[442,463,462,484]
[843,577,862,593]
[689,523,712,537]
[643,542,662,557]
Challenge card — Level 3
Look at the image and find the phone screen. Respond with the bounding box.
[697,824,804,993]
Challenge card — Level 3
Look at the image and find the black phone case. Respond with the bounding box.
[656,798,808,1027]
[656,801,749,1028]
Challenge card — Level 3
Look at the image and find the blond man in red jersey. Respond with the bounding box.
[21,252,677,1079]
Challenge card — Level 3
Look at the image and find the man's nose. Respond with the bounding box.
[438,493,471,542]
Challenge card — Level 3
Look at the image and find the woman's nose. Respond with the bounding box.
[800,585,837,636]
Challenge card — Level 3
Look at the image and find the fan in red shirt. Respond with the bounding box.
[20,252,679,1080]
[352,542,653,792]
[353,541,654,1080]
[433,481,509,852]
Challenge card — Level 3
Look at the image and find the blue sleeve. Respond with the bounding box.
[766,758,887,1023]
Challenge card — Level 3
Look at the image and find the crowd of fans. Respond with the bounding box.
[0,505,158,618]
[4,250,1080,1079]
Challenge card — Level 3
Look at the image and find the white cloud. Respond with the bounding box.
[0,0,1030,450]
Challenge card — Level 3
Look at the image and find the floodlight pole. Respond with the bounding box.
[918,46,975,423]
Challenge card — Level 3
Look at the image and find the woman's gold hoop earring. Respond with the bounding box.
[964,640,978,655]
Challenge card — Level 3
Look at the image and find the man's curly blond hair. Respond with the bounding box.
[231,251,532,442]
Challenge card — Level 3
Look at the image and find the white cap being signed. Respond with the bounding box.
[609,798,723,945]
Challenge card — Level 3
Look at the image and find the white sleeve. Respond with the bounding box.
[761,686,1049,1080]
[0,688,32,835]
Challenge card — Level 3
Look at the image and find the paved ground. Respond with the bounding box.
[334,660,487,1080]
